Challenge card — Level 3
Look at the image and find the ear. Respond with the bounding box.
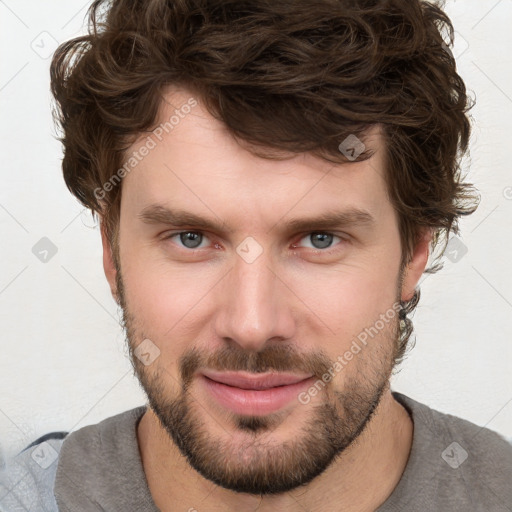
[401,229,432,302]
[100,220,119,303]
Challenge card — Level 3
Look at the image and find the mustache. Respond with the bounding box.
[179,344,334,387]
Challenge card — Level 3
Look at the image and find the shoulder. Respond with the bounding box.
[53,406,151,511]
[392,392,512,510]
[397,391,512,464]
[0,406,147,512]
[61,406,145,450]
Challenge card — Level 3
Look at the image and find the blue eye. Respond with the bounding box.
[298,232,342,250]
[169,231,209,249]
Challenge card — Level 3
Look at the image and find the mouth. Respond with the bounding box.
[198,370,315,416]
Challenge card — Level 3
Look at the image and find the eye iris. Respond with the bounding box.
[311,233,333,249]
[180,232,202,249]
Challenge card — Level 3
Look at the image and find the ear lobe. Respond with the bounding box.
[100,221,119,303]
[401,229,432,302]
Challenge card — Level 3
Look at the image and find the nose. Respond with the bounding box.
[214,245,296,352]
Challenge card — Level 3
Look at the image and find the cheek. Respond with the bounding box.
[119,245,220,342]
[290,256,401,338]
[299,268,400,385]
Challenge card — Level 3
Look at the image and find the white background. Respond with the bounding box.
[1,0,511,462]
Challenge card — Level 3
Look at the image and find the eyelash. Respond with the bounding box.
[160,230,347,254]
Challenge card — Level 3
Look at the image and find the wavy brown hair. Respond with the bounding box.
[50,0,478,364]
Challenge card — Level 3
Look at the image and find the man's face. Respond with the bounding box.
[104,88,424,495]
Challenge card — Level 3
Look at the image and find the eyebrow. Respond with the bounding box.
[138,204,375,234]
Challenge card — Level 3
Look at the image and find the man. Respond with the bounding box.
[1,0,511,511]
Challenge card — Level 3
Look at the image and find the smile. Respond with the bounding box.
[199,370,316,416]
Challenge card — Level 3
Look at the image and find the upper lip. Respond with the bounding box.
[201,370,313,390]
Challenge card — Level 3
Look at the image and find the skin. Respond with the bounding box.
[101,87,430,512]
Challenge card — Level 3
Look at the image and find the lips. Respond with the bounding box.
[201,370,312,390]
[199,370,315,416]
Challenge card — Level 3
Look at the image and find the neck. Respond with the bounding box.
[137,389,413,512]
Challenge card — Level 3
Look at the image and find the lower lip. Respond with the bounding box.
[200,375,315,416]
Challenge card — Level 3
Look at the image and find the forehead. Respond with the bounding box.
[120,87,391,227]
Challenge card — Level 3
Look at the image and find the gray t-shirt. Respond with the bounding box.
[1,392,511,511]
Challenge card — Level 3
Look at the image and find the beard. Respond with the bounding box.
[115,263,400,495]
